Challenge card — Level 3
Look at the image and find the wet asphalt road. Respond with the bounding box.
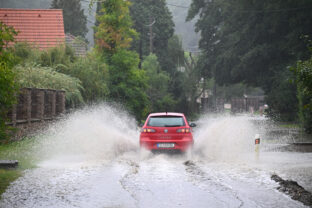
[1,151,311,208]
[1,111,312,208]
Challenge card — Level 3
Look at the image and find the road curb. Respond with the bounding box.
[271,174,312,207]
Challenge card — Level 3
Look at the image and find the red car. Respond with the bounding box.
[140,112,196,152]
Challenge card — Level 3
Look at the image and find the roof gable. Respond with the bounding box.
[0,9,65,49]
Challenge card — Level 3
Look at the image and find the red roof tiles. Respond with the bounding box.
[0,9,65,49]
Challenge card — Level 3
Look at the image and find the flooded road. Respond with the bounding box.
[1,106,312,208]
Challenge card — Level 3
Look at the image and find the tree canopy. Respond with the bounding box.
[95,0,150,120]
[129,0,175,71]
[0,23,18,140]
[187,0,312,120]
[51,0,88,38]
[95,0,137,57]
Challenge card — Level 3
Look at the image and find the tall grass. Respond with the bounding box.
[0,137,37,197]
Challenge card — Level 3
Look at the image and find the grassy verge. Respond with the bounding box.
[0,137,37,197]
[0,169,21,196]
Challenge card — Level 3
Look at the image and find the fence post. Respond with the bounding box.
[11,104,16,127]
[51,90,56,117]
[26,88,32,124]
[38,89,45,120]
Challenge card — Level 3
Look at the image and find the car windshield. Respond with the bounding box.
[147,116,185,127]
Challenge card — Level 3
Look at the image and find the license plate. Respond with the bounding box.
[157,143,175,148]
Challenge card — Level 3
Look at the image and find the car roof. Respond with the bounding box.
[148,112,185,117]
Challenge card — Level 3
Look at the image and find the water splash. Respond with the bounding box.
[193,114,258,162]
[33,104,140,167]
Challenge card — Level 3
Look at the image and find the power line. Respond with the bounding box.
[237,6,312,13]
[166,2,312,13]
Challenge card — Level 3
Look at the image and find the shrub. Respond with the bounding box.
[0,22,18,141]
[13,64,84,107]
[60,50,110,103]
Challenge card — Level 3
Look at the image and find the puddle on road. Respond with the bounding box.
[0,106,311,208]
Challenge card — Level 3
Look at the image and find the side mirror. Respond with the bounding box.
[190,123,196,127]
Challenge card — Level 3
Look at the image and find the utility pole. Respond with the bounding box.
[149,16,153,54]
[139,27,143,69]
[147,16,155,54]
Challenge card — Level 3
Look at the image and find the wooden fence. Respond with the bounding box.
[7,88,65,126]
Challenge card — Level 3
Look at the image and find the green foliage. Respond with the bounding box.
[109,50,150,120]
[11,43,76,70]
[11,43,111,107]
[0,22,18,66]
[0,169,21,198]
[265,71,298,122]
[95,0,137,56]
[0,62,18,141]
[142,54,176,112]
[292,48,312,133]
[129,0,175,71]
[51,0,88,38]
[13,64,84,106]
[38,45,76,69]
[167,35,185,73]
[0,23,18,141]
[94,0,150,120]
[187,0,312,121]
[178,52,202,115]
[292,56,312,104]
[60,50,110,103]
[0,137,39,196]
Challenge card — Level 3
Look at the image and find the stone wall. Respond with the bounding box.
[6,88,65,139]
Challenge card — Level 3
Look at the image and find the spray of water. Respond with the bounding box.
[193,114,258,162]
[29,105,264,167]
[33,104,140,167]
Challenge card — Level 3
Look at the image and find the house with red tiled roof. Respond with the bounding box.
[0,9,65,49]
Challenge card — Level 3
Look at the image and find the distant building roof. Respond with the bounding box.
[0,9,65,49]
[65,34,87,57]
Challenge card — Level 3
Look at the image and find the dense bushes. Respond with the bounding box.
[292,48,312,133]
[142,54,176,112]
[0,23,18,141]
[13,64,84,106]
[11,43,110,106]
[59,51,110,104]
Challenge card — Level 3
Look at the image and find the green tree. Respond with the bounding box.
[292,45,312,133]
[0,22,18,140]
[62,50,110,104]
[51,0,88,38]
[109,49,150,119]
[13,64,84,107]
[95,0,150,120]
[142,54,176,112]
[11,43,76,70]
[187,0,312,121]
[95,0,137,57]
[129,0,175,72]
